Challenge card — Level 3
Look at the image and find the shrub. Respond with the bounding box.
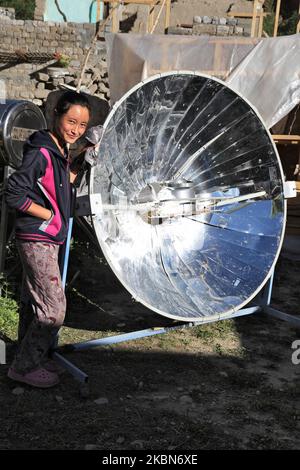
[0,0,36,20]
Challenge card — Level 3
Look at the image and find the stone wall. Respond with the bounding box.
[169,15,251,36]
[0,18,108,106]
[0,7,15,21]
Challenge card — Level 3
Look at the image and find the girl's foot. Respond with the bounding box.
[7,367,60,388]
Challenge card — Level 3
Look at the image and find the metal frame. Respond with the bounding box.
[52,218,300,389]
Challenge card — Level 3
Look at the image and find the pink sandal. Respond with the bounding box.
[43,360,65,375]
[7,367,60,388]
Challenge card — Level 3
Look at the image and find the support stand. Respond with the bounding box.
[0,166,17,296]
[51,208,300,395]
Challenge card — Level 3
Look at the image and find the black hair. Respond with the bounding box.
[55,91,92,118]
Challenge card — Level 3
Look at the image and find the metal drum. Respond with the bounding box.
[0,100,46,168]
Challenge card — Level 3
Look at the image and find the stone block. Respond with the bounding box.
[35,88,50,99]
[168,26,193,35]
[36,82,45,90]
[33,98,43,106]
[193,16,202,24]
[70,60,81,67]
[99,82,109,94]
[234,26,244,35]
[20,90,31,99]
[64,76,75,85]
[193,24,217,35]
[202,16,212,24]
[227,18,238,26]
[88,84,98,95]
[219,17,227,25]
[217,25,230,36]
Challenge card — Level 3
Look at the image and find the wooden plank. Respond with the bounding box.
[273,0,282,37]
[148,4,155,32]
[227,12,268,18]
[213,42,223,74]
[297,0,300,33]
[258,11,264,37]
[150,0,166,34]
[272,135,300,144]
[251,0,259,37]
[97,0,101,22]
[164,0,171,34]
[111,1,119,32]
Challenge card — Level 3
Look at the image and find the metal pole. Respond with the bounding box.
[0,167,10,277]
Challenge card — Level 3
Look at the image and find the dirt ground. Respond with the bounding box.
[0,224,300,451]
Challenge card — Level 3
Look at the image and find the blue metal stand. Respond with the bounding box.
[52,209,300,389]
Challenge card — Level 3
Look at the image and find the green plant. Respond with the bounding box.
[278,10,299,36]
[54,52,71,68]
[0,0,35,20]
[0,296,18,339]
[263,11,275,36]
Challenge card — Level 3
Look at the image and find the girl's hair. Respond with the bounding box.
[55,91,92,118]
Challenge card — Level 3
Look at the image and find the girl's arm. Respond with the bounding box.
[26,202,52,220]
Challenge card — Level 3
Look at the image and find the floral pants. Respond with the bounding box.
[13,241,66,374]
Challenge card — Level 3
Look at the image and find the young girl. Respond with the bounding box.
[5,91,91,388]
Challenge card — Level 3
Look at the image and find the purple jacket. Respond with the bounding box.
[5,130,71,244]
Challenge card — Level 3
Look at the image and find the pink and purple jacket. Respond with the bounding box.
[5,130,71,245]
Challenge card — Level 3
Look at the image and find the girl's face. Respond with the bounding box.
[57,105,90,145]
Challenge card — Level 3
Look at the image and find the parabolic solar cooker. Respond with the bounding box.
[89,72,287,322]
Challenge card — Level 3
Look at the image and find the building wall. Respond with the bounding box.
[44,0,104,23]
[0,19,107,105]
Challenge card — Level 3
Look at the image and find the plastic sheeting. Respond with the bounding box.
[106,33,300,128]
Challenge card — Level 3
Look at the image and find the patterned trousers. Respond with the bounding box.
[13,241,66,374]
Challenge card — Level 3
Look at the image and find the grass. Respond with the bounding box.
[0,295,18,340]
[192,319,237,343]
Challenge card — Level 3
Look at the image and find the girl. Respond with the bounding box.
[5,91,91,388]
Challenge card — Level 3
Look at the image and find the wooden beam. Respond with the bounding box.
[297,0,300,33]
[272,135,300,144]
[164,0,171,34]
[111,1,119,32]
[96,0,101,22]
[273,0,282,37]
[227,12,268,18]
[150,0,166,34]
[251,0,259,37]
[258,11,264,37]
[148,4,155,33]
[213,42,222,74]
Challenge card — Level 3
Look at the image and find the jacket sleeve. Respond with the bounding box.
[5,149,47,212]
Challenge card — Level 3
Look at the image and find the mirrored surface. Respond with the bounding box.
[90,72,286,321]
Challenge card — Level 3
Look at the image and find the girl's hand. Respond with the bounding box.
[26,202,53,221]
